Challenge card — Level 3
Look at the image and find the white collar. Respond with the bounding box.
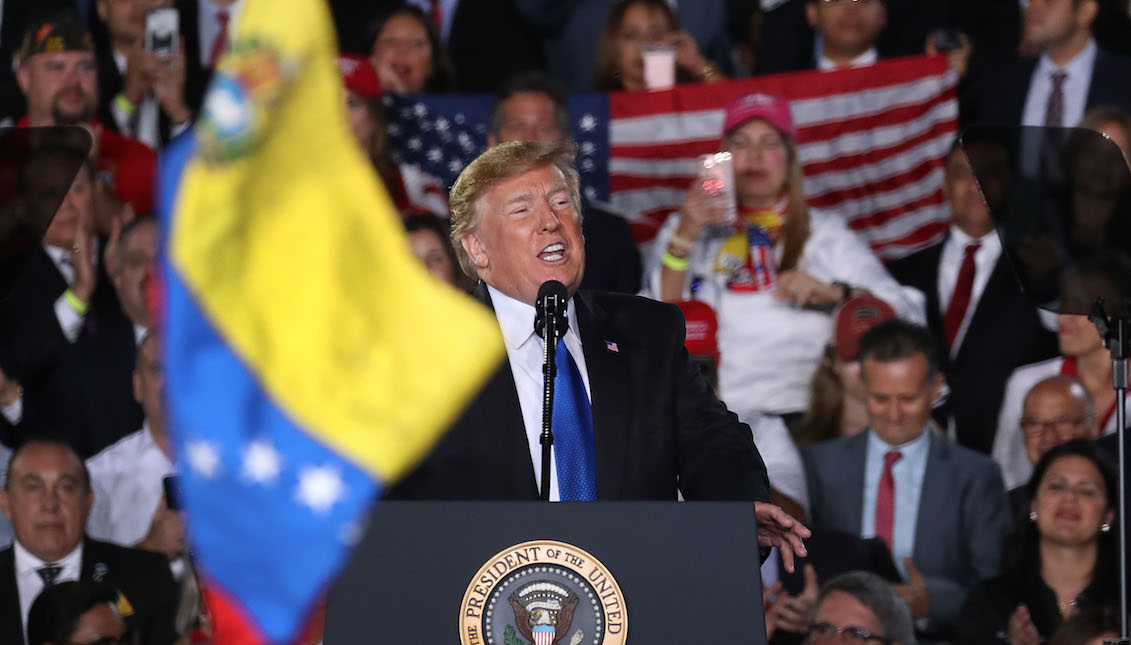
[486,284,579,352]
[818,48,878,72]
[946,224,999,250]
[13,539,82,578]
[1035,38,1097,81]
[867,425,932,455]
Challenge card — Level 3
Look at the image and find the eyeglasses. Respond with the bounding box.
[1020,415,1089,434]
[806,622,893,645]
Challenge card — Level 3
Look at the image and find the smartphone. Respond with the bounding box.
[163,474,182,511]
[698,152,737,225]
[145,8,179,57]
[930,28,962,52]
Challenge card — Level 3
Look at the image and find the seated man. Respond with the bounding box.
[0,437,176,644]
[390,140,808,566]
[26,580,126,645]
[806,571,917,645]
[803,319,1010,640]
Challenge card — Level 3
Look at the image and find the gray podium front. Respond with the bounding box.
[325,501,766,644]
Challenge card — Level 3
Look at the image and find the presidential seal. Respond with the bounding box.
[459,540,627,645]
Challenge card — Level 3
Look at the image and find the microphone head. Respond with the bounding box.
[536,280,568,305]
[534,280,569,340]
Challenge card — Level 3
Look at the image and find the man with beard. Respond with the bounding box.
[16,16,157,215]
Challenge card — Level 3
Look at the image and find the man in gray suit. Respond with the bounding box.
[802,320,1010,641]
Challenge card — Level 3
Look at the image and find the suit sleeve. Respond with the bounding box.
[923,458,1010,634]
[666,304,770,503]
[133,551,179,645]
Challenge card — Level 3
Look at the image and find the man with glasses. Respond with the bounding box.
[1009,375,1097,515]
[806,571,917,645]
[26,580,129,645]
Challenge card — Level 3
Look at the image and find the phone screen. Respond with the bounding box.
[145,8,179,57]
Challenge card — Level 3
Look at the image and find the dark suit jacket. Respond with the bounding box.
[579,202,642,295]
[972,46,1131,126]
[389,285,769,502]
[0,537,177,645]
[887,238,1058,453]
[0,248,142,456]
[802,430,1011,638]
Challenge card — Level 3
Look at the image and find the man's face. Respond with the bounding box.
[114,220,158,326]
[862,353,940,446]
[69,602,127,645]
[462,165,585,305]
[491,92,564,145]
[1021,382,1093,465]
[42,163,93,250]
[806,0,886,58]
[18,51,98,125]
[0,443,92,562]
[1025,0,1094,50]
[133,335,164,423]
[942,149,993,238]
[810,591,892,645]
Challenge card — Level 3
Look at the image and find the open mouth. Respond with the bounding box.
[539,243,565,262]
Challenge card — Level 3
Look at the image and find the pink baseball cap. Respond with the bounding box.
[337,54,382,100]
[722,92,796,138]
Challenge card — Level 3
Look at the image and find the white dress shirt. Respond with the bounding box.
[14,540,82,638]
[1021,39,1097,127]
[860,428,930,581]
[937,225,1001,356]
[42,244,87,344]
[488,285,592,502]
[86,421,176,547]
[817,47,878,72]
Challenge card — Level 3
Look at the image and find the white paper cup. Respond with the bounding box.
[641,44,677,90]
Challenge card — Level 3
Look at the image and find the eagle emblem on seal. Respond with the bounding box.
[508,581,583,645]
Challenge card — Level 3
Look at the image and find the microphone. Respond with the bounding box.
[534,280,569,341]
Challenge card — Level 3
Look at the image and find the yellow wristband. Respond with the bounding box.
[64,289,89,316]
[662,250,689,272]
[115,93,137,116]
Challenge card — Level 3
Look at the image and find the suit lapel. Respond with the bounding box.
[842,433,868,530]
[913,433,948,561]
[473,284,540,498]
[0,547,22,645]
[573,293,631,499]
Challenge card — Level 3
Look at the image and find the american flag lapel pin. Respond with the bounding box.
[605,340,619,353]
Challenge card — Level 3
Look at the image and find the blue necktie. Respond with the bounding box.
[552,338,597,501]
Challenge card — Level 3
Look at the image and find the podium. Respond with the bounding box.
[325,501,766,644]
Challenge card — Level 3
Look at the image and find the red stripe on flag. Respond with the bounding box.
[201,584,267,645]
[610,174,696,192]
[807,157,945,208]
[800,119,955,177]
[610,140,718,159]
[873,220,950,257]
[845,191,948,231]
[795,95,955,146]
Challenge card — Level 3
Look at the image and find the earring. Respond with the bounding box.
[1101,523,1111,533]
[1029,511,1038,522]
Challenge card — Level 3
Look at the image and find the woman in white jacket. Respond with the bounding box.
[644,92,923,425]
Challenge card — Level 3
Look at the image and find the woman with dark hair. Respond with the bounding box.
[403,213,466,290]
[368,4,456,94]
[336,54,449,217]
[593,0,724,91]
[956,440,1118,645]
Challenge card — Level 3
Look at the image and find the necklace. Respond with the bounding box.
[1058,598,1078,615]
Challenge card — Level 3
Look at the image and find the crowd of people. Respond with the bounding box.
[0,0,1129,643]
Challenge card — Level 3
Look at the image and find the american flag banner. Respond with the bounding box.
[388,55,957,260]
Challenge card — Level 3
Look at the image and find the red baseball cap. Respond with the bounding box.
[675,300,720,367]
[722,92,796,138]
[834,293,897,361]
[337,54,382,100]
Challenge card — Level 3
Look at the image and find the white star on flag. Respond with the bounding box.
[580,158,595,172]
[186,440,221,478]
[584,186,598,200]
[426,147,443,163]
[447,159,464,174]
[407,137,423,151]
[241,440,282,484]
[580,141,596,156]
[413,102,428,117]
[296,465,346,514]
[435,117,450,132]
[579,114,597,132]
[387,123,402,137]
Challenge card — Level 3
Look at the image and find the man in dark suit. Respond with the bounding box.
[802,320,1011,640]
[971,0,1131,127]
[887,140,1058,453]
[487,72,642,295]
[0,437,177,644]
[390,140,810,566]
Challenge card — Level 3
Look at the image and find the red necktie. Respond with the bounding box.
[875,450,902,551]
[1044,70,1068,127]
[209,10,230,68]
[943,242,981,349]
[430,0,444,32]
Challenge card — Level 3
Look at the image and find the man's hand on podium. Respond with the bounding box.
[754,502,811,573]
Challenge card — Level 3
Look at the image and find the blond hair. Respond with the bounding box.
[449,141,582,279]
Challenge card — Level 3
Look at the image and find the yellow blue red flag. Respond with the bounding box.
[156,0,503,639]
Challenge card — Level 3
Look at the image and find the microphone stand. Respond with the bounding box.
[539,298,562,502]
[1090,302,1129,642]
